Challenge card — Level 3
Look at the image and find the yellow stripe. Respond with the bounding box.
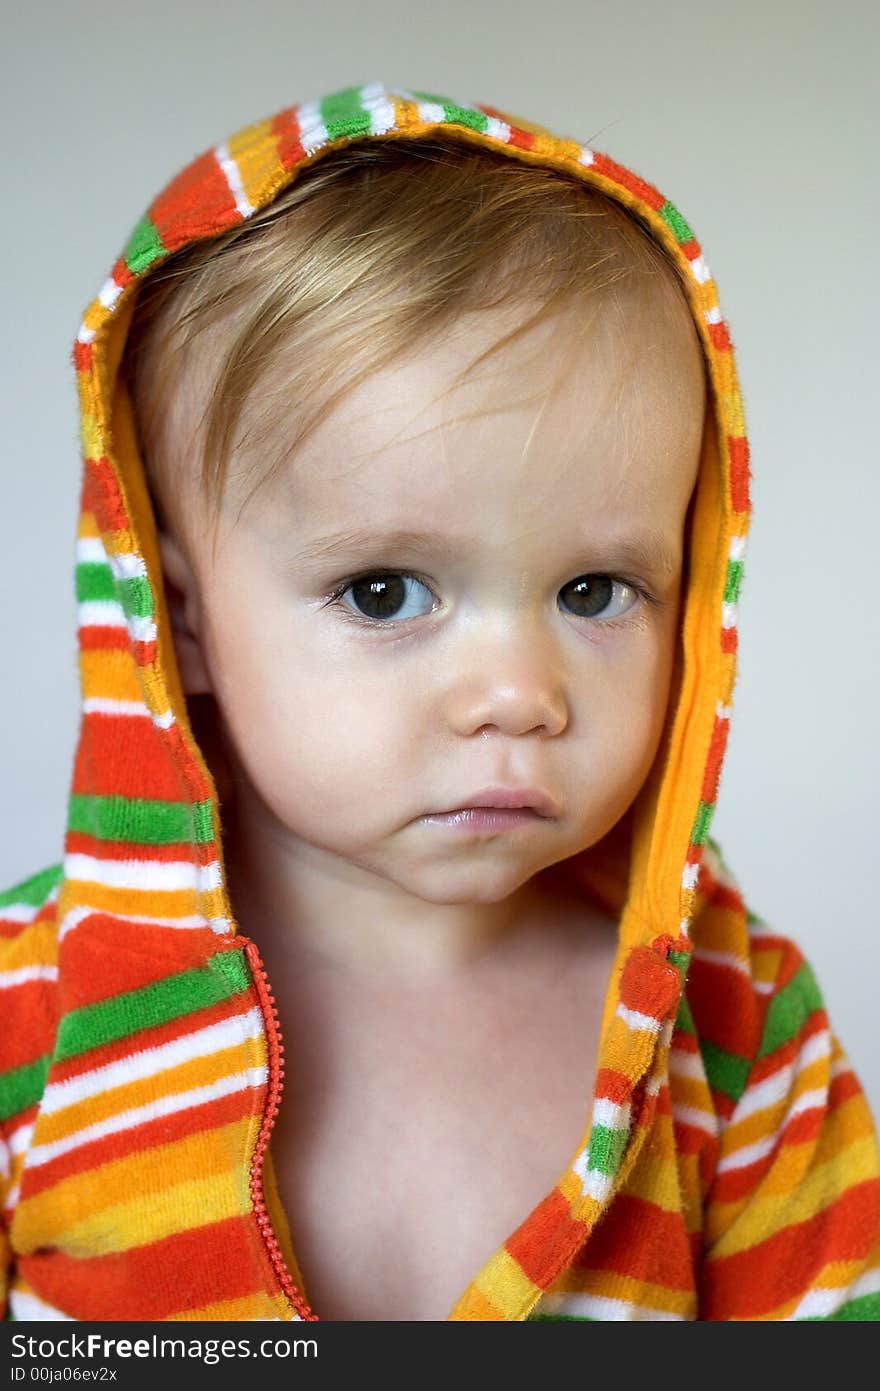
[0,921,58,970]
[450,1245,539,1320]
[708,1132,879,1258]
[226,121,284,208]
[549,1265,696,1318]
[14,1117,252,1251]
[78,648,144,703]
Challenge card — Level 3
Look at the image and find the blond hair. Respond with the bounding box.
[120,135,696,563]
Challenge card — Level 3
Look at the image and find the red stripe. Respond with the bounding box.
[575,1193,695,1291]
[590,153,665,211]
[506,1186,587,1290]
[70,713,189,800]
[17,1212,274,1320]
[149,150,242,253]
[701,1179,880,1318]
[57,921,232,1013]
[728,436,751,513]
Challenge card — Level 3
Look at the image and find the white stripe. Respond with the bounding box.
[108,551,148,581]
[0,1136,9,1183]
[672,1103,718,1137]
[58,904,224,944]
[716,700,732,720]
[578,147,595,167]
[682,861,700,891]
[592,1097,630,1131]
[615,1003,663,1035]
[689,254,712,285]
[8,1289,76,1321]
[704,305,722,325]
[153,706,177,730]
[416,100,446,125]
[62,852,220,894]
[732,1028,830,1124]
[214,142,254,219]
[754,979,775,995]
[729,534,747,562]
[76,323,95,345]
[40,1006,265,1115]
[0,964,58,989]
[788,1265,880,1320]
[692,947,750,977]
[669,1047,706,1080]
[0,902,45,924]
[296,102,329,154]
[78,600,126,629]
[26,1065,268,1169]
[7,1118,35,1158]
[128,613,157,644]
[97,276,124,313]
[717,1080,828,1175]
[82,698,151,718]
[75,536,109,565]
[573,1161,613,1205]
[536,1290,685,1321]
[484,117,511,143]
[721,600,738,630]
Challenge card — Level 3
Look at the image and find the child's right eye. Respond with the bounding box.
[329,571,436,627]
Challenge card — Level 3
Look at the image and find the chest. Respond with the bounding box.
[266,935,617,1320]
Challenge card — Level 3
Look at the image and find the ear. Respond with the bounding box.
[156,529,214,696]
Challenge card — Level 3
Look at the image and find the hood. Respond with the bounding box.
[9,80,754,1320]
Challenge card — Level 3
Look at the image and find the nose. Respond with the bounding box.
[446,625,569,738]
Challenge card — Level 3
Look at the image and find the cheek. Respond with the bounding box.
[208,618,417,822]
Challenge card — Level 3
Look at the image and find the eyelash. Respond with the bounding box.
[320,568,661,633]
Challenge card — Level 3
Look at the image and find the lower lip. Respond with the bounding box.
[419,808,546,833]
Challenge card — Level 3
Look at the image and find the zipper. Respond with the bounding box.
[241,936,319,1321]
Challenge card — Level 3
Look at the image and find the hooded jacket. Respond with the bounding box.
[1,80,879,1323]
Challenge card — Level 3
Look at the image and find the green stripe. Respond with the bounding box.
[659,201,694,245]
[410,90,489,133]
[528,1313,593,1321]
[587,1121,629,1177]
[53,949,252,1062]
[117,574,154,620]
[319,87,374,140]
[76,560,115,603]
[798,1290,880,1321]
[699,1038,751,1102]
[675,992,697,1036]
[690,800,714,846]
[0,1053,51,1122]
[724,555,744,605]
[123,214,165,275]
[67,794,215,846]
[0,863,63,911]
[758,961,824,1060]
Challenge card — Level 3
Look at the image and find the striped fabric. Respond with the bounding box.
[1,80,878,1322]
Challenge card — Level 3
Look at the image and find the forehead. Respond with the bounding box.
[255,295,706,544]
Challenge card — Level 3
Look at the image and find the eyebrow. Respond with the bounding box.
[292,527,680,578]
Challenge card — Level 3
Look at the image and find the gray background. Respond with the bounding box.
[3,1,877,1120]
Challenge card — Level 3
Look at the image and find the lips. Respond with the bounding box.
[440,787,558,818]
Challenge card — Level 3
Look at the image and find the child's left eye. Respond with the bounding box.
[322,569,657,632]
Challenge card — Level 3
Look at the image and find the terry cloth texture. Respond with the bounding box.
[1,80,879,1323]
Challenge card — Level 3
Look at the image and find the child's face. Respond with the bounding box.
[159,294,705,919]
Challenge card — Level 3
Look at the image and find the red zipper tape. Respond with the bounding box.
[241,937,319,1321]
